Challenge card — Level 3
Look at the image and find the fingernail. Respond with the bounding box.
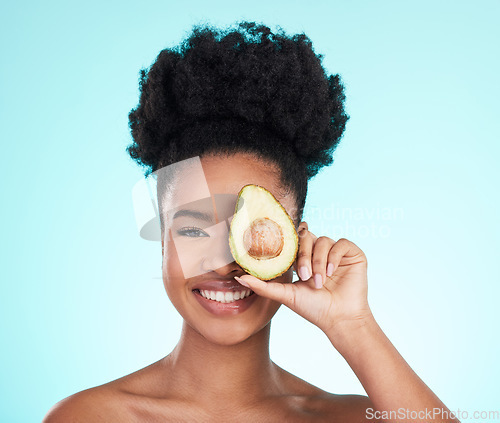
[327,263,334,277]
[314,273,323,289]
[299,266,311,281]
[234,276,250,287]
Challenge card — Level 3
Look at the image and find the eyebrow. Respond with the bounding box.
[172,209,214,222]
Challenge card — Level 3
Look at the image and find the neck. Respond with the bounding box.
[161,320,282,405]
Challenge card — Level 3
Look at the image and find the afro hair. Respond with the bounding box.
[126,21,349,221]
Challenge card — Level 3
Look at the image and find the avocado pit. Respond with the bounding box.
[243,217,284,260]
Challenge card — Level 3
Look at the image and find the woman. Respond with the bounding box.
[44,21,458,422]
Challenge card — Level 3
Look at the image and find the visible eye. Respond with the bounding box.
[177,226,209,238]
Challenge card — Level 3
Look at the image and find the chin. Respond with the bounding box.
[190,316,273,346]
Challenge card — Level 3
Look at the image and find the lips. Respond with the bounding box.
[198,288,253,303]
[191,279,251,292]
[191,278,258,316]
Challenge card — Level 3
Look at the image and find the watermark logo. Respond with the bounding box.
[366,407,500,421]
[304,203,405,240]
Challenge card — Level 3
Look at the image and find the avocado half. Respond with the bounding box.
[229,184,298,280]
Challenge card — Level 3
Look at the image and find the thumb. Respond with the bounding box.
[234,275,297,308]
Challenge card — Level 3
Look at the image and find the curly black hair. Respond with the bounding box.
[127,21,349,224]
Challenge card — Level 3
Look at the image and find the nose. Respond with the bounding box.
[202,257,243,276]
[201,231,242,275]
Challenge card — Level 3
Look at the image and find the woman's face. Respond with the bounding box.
[161,152,298,346]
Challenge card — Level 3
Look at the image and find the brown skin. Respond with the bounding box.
[43,152,455,422]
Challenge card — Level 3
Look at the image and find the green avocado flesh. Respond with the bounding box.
[229,184,298,281]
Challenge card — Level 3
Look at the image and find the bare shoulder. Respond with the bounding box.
[42,386,130,423]
[289,389,377,423]
[274,364,377,422]
[43,358,166,422]
[317,392,378,422]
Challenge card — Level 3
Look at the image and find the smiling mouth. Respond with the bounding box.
[192,289,255,303]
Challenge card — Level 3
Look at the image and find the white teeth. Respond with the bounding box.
[198,289,253,303]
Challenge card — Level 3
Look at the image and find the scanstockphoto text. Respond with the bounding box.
[366,407,500,422]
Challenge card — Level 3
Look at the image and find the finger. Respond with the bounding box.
[295,228,316,282]
[292,221,309,275]
[234,274,300,309]
[327,238,366,274]
[311,236,335,289]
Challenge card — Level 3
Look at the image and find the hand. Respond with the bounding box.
[235,221,372,334]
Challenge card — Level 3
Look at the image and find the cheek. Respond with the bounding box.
[269,265,294,286]
[162,237,209,304]
[163,227,203,279]
[166,237,210,281]
[162,240,187,300]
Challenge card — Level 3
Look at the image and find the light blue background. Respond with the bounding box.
[1,1,499,421]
